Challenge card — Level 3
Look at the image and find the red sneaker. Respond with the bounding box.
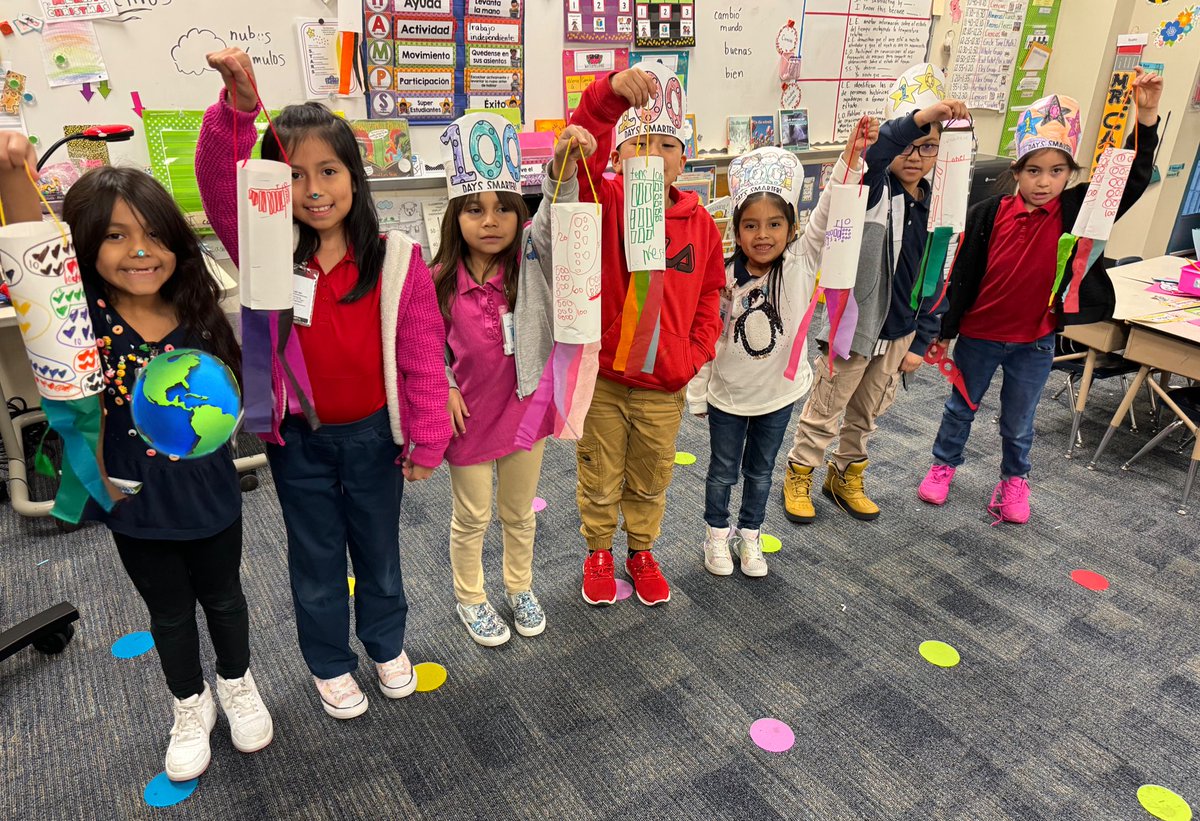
[581,549,617,606]
[625,551,671,606]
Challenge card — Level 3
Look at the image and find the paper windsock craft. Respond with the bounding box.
[439,112,522,201]
[727,147,804,209]
[551,203,602,345]
[235,158,319,436]
[883,63,947,121]
[0,220,113,522]
[914,124,974,312]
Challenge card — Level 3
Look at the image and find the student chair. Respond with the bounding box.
[1118,386,1200,515]
[1052,336,1147,454]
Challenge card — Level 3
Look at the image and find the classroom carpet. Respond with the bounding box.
[1,363,1198,821]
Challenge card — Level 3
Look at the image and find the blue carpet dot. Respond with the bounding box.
[143,772,198,807]
[111,631,155,659]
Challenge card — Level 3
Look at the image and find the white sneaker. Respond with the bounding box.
[737,528,769,578]
[216,670,274,753]
[376,650,418,699]
[313,672,369,719]
[457,601,511,647]
[703,525,734,576]
[165,683,218,782]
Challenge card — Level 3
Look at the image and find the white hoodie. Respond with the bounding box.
[687,155,861,417]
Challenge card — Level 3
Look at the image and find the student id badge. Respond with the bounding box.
[499,308,515,356]
[292,263,318,326]
[719,286,734,338]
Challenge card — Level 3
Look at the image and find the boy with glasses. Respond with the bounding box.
[781,64,970,523]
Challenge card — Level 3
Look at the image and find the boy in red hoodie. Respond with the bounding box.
[565,64,725,606]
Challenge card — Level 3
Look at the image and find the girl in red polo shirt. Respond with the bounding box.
[920,69,1162,523]
[196,49,451,719]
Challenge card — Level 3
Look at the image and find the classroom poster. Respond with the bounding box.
[997,0,1061,157]
[562,49,629,118]
[1090,34,1147,178]
[947,0,1028,112]
[629,50,689,91]
[564,0,632,45]
[299,19,365,99]
[633,0,694,48]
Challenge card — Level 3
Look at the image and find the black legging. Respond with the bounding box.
[114,518,249,699]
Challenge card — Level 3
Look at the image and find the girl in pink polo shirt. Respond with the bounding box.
[434,117,596,647]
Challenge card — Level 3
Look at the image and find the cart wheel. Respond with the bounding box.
[239,473,259,492]
[33,623,75,655]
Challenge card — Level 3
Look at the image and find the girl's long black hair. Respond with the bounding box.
[261,102,384,304]
[724,191,797,311]
[431,191,529,321]
[63,166,242,381]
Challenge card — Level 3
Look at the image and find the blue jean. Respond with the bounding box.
[704,403,795,530]
[266,408,408,679]
[931,332,1056,479]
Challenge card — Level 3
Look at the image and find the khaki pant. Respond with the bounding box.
[788,332,916,472]
[576,376,685,552]
[448,440,546,606]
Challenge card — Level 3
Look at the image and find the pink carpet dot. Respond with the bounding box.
[749,718,795,753]
[531,497,547,512]
[614,579,633,601]
[1071,569,1110,591]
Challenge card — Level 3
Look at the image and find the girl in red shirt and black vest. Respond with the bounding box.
[919,69,1162,524]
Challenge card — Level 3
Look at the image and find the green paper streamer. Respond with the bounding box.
[923,227,954,299]
[1051,233,1080,307]
[910,233,934,311]
[41,395,113,525]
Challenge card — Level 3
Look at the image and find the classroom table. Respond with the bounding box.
[0,258,267,520]
[1086,307,1200,514]
[1057,257,1200,455]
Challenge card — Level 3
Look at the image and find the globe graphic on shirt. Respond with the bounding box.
[130,349,241,460]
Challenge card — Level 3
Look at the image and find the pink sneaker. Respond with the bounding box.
[988,477,1031,524]
[918,464,956,505]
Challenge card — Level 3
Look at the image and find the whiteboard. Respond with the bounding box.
[0,0,931,171]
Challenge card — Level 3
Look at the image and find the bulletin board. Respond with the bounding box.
[0,0,935,176]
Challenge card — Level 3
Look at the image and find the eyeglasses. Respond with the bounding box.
[899,143,940,158]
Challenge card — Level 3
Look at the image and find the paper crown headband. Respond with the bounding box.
[439,112,522,200]
[727,148,804,209]
[616,60,692,147]
[1015,93,1082,160]
[883,63,948,121]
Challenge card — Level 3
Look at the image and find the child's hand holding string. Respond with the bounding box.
[551,125,598,180]
[206,47,259,113]
[840,116,879,170]
[1131,66,1164,124]
[0,131,41,223]
[611,67,655,108]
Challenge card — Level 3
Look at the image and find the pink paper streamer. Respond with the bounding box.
[784,286,823,381]
[827,288,859,362]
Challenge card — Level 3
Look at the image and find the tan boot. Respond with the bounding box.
[822,459,880,521]
[781,462,816,523]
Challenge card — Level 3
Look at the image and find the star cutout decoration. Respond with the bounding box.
[890,78,917,109]
[914,64,944,98]
[1041,95,1068,128]
[1016,110,1036,144]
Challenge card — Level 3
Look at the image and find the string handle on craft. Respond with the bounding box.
[843,117,869,195]
[0,185,6,226]
[231,67,291,167]
[550,138,600,207]
[578,143,599,203]
[25,165,69,244]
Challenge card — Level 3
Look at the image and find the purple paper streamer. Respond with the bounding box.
[828,288,859,361]
[241,307,273,433]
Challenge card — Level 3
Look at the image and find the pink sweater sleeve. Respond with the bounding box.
[195,89,263,268]
[396,246,452,467]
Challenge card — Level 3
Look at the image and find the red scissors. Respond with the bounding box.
[924,340,978,411]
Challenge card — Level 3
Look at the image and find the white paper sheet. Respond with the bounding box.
[236,160,294,311]
[551,202,603,344]
[622,155,665,271]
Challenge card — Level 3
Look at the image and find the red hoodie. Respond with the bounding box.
[568,72,725,393]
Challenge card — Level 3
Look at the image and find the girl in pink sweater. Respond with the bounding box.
[196,48,450,720]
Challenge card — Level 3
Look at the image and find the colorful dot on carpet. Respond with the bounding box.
[1138,785,1193,821]
[919,640,960,668]
[614,579,633,601]
[760,534,782,553]
[1071,569,1110,591]
[348,577,356,596]
[111,631,154,659]
[143,772,197,807]
[414,662,447,692]
[674,452,697,465]
[531,497,547,512]
[749,718,795,753]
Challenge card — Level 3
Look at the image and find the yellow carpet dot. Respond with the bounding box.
[919,640,961,668]
[414,662,448,693]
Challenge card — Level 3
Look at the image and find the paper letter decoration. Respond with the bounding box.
[551,202,602,344]
[237,159,295,311]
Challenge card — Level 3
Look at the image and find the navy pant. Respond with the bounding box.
[931,333,1056,479]
[114,518,248,699]
[267,408,407,679]
[704,403,795,530]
